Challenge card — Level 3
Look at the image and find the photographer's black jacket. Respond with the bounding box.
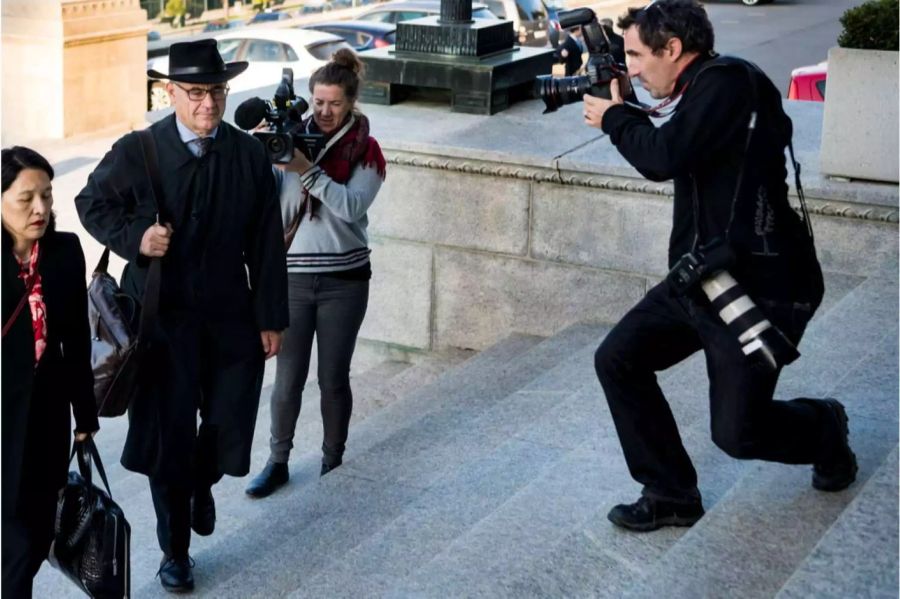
[602,54,822,305]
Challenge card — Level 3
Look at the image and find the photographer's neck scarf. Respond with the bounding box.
[299,113,386,221]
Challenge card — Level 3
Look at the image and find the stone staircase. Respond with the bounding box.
[33,262,898,598]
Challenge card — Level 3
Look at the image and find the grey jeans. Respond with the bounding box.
[268,273,369,466]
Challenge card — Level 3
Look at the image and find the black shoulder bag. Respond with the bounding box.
[50,437,131,598]
[89,128,163,417]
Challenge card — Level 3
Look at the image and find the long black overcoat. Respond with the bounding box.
[75,115,288,484]
[2,230,100,521]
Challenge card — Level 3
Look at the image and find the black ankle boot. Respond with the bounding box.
[320,460,342,477]
[608,496,704,532]
[245,462,289,498]
[813,399,858,492]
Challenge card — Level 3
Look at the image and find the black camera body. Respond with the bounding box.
[667,240,735,296]
[536,8,626,114]
[236,68,325,164]
[666,240,800,371]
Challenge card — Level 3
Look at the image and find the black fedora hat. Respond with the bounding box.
[147,39,248,84]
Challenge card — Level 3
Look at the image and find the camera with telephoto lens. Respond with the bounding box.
[234,68,325,164]
[666,240,801,371]
[535,8,626,114]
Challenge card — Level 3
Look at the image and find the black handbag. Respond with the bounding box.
[89,128,163,417]
[50,438,131,599]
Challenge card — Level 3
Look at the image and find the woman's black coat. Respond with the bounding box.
[75,115,288,484]
[2,229,100,520]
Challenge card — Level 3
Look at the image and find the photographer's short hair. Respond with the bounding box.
[308,48,365,103]
[618,0,714,56]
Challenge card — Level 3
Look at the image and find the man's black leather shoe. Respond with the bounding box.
[245,462,289,498]
[190,487,215,536]
[813,398,858,492]
[608,496,705,532]
[158,555,194,593]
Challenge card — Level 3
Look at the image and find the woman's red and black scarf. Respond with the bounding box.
[300,112,386,220]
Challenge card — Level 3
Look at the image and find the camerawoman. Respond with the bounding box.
[584,0,857,532]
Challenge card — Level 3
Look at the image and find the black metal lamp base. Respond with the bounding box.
[360,43,555,115]
[396,16,514,56]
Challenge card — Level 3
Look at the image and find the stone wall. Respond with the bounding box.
[2,0,147,144]
[361,149,899,352]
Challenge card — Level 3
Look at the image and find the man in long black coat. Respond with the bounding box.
[76,40,288,592]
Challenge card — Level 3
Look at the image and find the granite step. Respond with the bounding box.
[292,328,611,596]
[395,329,738,598]
[349,348,474,422]
[195,324,608,597]
[338,323,608,488]
[774,446,899,599]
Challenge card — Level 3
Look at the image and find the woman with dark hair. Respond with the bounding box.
[246,49,386,497]
[2,146,99,597]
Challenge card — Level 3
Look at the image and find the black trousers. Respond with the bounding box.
[269,274,369,467]
[149,422,222,559]
[595,282,828,503]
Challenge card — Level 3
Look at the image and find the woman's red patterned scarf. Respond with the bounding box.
[17,241,48,366]
[300,113,386,219]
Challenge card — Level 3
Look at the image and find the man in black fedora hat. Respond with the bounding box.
[76,39,289,593]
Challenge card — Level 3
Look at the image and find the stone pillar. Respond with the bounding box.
[2,0,148,145]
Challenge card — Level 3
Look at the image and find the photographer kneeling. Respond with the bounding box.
[584,0,856,532]
[246,49,386,497]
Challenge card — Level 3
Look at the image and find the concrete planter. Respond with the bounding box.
[820,47,899,183]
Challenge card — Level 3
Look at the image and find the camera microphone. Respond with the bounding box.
[234,97,269,131]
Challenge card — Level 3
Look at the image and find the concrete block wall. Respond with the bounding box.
[360,149,898,353]
[820,48,899,183]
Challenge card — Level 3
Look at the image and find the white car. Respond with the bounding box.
[147,29,353,111]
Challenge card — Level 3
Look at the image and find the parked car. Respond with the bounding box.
[298,0,334,13]
[358,0,499,24]
[146,29,353,111]
[248,9,294,24]
[787,61,826,102]
[482,0,550,46]
[301,21,396,51]
[203,18,247,33]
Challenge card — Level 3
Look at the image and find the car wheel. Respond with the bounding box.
[148,81,171,111]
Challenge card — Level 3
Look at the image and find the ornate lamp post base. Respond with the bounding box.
[360,17,555,115]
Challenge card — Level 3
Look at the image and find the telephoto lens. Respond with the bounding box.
[535,74,592,113]
[701,271,800,371]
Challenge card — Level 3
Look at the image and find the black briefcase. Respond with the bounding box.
[50,438,131,599]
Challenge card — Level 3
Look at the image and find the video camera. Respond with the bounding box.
[535,8,626,114]
[234,68,325,164]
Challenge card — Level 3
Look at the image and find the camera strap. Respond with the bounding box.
[690,58,814,252]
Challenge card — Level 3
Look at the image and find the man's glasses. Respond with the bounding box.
[173,82,230,101]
